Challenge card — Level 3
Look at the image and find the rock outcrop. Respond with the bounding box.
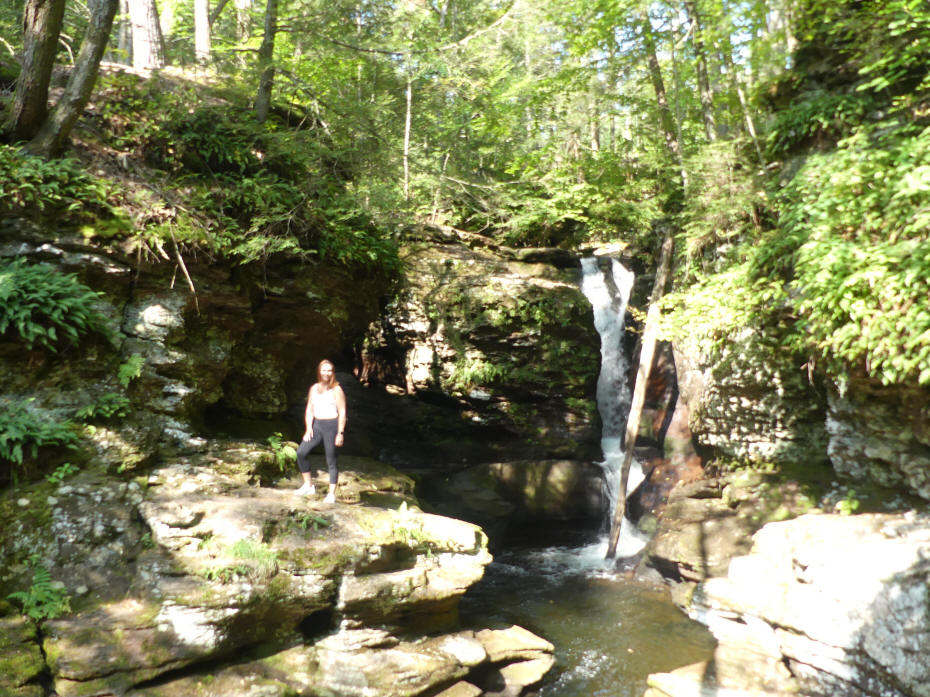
[646,512,930,697]
[1,448,555,697]
[360,235,602,462]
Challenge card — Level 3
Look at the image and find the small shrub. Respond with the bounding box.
[0,145,117,222]
[267,432,297,473]
[118,355,145,388]
[45,461,79,485]
[0,398,79,466]
[0,259,108,351]
[75,393,131,422]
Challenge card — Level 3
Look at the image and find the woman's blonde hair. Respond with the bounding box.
[317,359,340,387]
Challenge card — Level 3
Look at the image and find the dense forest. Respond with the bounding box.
[1,0,929,440]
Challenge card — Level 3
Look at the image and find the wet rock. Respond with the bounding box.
[472,625,557,697]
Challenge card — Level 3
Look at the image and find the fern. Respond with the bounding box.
[7,563,71,621]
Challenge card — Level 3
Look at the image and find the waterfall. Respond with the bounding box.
[580,257,646,532]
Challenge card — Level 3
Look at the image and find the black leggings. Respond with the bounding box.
[296,418,339,484]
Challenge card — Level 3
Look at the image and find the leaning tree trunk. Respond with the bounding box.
[4,0,66,142]
[27,0,119,156]
[128,0,165,70]
[254,0,277,122]
[639,5,686,192]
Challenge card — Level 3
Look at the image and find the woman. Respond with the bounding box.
[295,359,347,503]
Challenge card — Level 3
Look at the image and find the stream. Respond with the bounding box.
[460,540,716,697]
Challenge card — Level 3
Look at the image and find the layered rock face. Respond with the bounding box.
[673,328,829,467]
[827,378,930,502]
[0,225,575,697]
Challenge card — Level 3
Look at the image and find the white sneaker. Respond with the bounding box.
[323,492,336,504]
[296,483,316,496]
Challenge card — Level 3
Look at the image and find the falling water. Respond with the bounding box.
[580,256,647,556]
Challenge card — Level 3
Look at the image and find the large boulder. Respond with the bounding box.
[673,328,829,467]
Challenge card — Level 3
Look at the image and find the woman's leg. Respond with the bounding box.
[316,418,339,500]
[296,430,323,492]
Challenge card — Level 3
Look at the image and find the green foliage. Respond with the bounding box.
[0,398,79,466]
[201,539,279,583]
[92,75,401,273]
[766,92,874,157]
[680,140,766,274]
[75,393,131,422]
[0,259,108,351]
[118,355,145,388]
[835,489,861,516]
[0,145,118,223]
[445,356,505,394]
[45,462,79,485]
[266,432,297,473]
[7,559,71,621]
[761,121,930,385]
[293,511,331,532]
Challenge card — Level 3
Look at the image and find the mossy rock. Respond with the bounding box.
[0,616,46,696]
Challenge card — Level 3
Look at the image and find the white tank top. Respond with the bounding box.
[311,386,339,419]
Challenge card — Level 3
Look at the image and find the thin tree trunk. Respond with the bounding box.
[719,44,763,161]
[403,72,412,201]
[4,0,66,142]
[194,0,211,64]
[254,0,276,122]
[128,0,165,70]
[115,0,132,65]
[27,0,119,156]
[605,233,674,559]
[683,0,716,141]
[233,0,252,39]
[639,5,686,191]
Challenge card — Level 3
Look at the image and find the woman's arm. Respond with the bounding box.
[335,386,347,447]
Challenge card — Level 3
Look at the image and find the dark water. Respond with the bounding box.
[460,542,716,697]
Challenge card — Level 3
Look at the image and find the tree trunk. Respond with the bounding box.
[128,0,165,70]
[403,73,412,201]
[27,0,119,156]
[683,0,717,141]
[115,0,132,65]
[254,0,277,122]
[234,0,252,41]
[639,5,686,191]
[605,232,674,559]
[4,0,66,142]
[194,0,211,64]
